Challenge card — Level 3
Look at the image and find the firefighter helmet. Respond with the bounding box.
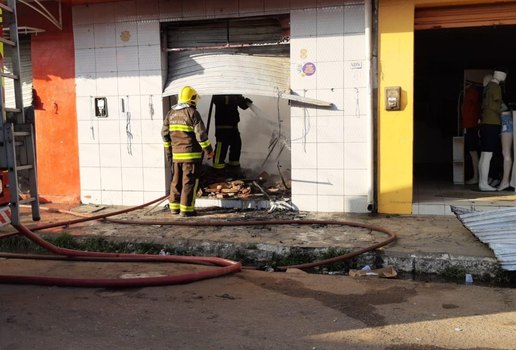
[178,86,199,106]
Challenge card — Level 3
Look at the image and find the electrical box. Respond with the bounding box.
[94,97,108,118]
[385,86,401,111]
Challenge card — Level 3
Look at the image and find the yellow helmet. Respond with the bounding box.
[178,86,199,106]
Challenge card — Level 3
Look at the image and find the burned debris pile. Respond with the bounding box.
[199,169,290,200]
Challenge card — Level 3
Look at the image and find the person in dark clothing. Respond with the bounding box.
[212,94,252,171]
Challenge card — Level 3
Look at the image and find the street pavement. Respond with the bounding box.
[3,204,512,285]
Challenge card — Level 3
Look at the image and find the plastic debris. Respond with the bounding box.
[349,266,398,278]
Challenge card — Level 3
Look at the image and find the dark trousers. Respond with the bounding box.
[213,128,241,169]
[170,162,199,213]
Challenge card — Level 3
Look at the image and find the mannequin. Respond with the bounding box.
[462,81,482,184]
[479,70,506,192]
[497,107,513,191]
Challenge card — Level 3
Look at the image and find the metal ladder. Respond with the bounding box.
[0,0,40,225]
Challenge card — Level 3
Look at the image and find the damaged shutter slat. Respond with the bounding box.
[164,16,290,98]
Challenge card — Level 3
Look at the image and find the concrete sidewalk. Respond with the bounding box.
[16,203,510,284]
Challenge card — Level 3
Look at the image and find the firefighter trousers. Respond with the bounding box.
[213,128,241,169]
[170,162,199,213]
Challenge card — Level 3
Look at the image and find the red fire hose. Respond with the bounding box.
[0,195,241,287]
[0,195,397,288]
[102,217,397,270]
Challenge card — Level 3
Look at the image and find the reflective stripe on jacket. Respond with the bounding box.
[161,105,213,162]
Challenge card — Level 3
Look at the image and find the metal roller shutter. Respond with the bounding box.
[4,37,32,109]
[163,16,290,98]
[415,2,516,30]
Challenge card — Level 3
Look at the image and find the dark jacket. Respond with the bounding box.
[213,95,250,128]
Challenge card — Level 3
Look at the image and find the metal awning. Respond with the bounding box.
[19,0,62,30]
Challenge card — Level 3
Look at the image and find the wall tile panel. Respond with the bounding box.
[99,144,122,167]
[93,23,117,48]
[317,142,344,169]
[317,169,344,196]
[96,72,119,96]
[95,48,117,73]
[317,195,344,212]
[115,22,138,47]
[79,144,100,167]
[74,25,95,49]
[116,46,140,71]
[291,194,318,212]
[75,49,96,73]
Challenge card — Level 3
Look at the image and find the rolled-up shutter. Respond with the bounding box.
[4,37,32,109]
[415,3,516,30]
[163,16,290,98]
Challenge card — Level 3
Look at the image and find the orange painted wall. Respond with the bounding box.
[19,4,80,204]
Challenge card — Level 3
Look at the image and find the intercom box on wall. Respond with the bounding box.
[385,86,401,111]
[94,97,108,117]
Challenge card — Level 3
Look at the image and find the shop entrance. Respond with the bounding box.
[161,16,293,209]
[414,21,516,213]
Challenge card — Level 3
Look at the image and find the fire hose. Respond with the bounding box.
[0,195,397,288]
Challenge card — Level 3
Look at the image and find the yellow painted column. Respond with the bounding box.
[377,1,415,214]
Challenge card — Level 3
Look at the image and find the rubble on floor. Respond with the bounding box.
[199,168,291,201]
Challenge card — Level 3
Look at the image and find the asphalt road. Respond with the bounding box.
[0,261,514,350]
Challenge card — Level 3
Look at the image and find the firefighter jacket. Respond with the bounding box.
[162,104,213,162]
[481,81,502,125]
[213,95,250,129]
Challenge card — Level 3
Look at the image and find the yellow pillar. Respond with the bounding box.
[377,1,415,214]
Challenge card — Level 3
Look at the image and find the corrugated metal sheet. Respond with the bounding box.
[452,206,516,270]
[163,16,290,98]
[164,52,290,97]
[3,37,33,109]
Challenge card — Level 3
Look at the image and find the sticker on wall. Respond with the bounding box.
[350,61,363,85]
[350,61,362,70]
[297,62,316,77]
[120,30,131,42]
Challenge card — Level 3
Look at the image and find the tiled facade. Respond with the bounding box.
[72,0,371,212]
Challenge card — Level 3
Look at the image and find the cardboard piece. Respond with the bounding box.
[349,266,397,278]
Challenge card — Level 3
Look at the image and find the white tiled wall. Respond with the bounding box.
[73,0,370,212]
[73,1,165,206]
[290,1,371,213]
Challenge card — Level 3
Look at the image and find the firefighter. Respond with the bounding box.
[212,94,253,173]
[162,86,214,217]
